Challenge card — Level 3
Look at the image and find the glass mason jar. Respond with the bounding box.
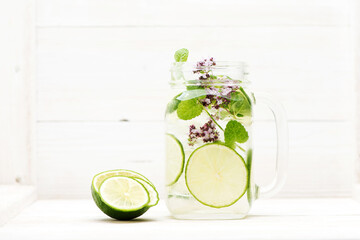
[165,61,288,219]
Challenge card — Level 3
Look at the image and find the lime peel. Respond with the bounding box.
[165,134,185,186]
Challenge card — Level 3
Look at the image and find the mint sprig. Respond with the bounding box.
[224,120,249,148]
[174,48,189,62]
[170,50,251,150]
[177,98,203,120]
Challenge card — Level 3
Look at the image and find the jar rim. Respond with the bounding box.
[169,61,250,86]
[170,61,248,71]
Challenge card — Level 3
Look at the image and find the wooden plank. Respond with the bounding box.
[36,0,350,27]
[37,26,353,121]
[36,121,355,198]
[0,0,36,184]
[2,199,360,239]
[38,89,353,122]
[351,0,360,201]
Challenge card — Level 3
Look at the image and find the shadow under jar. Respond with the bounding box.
[165,61,288,219]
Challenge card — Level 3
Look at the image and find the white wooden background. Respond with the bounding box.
[35,0,357,198]
[0,0,35,186]
[354,0,360,200]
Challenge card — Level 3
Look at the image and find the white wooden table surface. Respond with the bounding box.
[1,198,360,240]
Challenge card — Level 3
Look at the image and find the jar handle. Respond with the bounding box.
[255,93,288,199]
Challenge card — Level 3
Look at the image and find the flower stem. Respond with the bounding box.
[203,107,245,152]
[203,107,224,131]
[235,143,246,152]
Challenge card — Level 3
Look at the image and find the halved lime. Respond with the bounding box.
[132,177,159,207]
[91,169,159,219]
[91,169,159,211]
[165,134,185,186]
[98,176,150,220]
[185,143,248,208]
[92,169,154,193]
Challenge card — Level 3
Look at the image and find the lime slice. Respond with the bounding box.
[246,149,253,206]
[185,143,248,208]
[92,169,153,193]
[97,176,150,220]
[165,134,185,186]
[132,177,159,207]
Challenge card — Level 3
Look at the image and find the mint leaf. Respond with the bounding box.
[187,85,204,90]
[174,48,189,62]
[186,80,204,90]
[166,93,181,114]
[177,89,207,101]
[229,93,246,116]
[239,87,252,104]
[228,88,252,117]
[224,120,249,148]
[177,98,203,120]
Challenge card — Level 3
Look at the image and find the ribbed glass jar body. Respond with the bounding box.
[165,62,255,219]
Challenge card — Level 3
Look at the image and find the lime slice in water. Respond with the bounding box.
[165,134,185,186]
[98,176,150,220]
[185,143,248,208]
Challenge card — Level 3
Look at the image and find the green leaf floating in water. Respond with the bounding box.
[166,93,182,114]
[174,48,189,62]
[177,98,203,120]
[228,87,252,117]
[167,89,206,114]
[224,120,249,148]
[186,80,204,91]
[177,89,207,101]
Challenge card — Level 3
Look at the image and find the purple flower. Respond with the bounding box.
[221,87,232,96]
[193,57,216,75]
[188,120,220,146]
[192,57,241,119]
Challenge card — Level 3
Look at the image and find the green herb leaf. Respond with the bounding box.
[228,88,252,117]
[224,120,249,148]
[166,93,181,114]
[177,89,207,101]
[240,87,252,104]
[186,80,204,90]
[187,85,204,90]
[177,98,203,120]
[219,109,229,120]
[174,48,189,62]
